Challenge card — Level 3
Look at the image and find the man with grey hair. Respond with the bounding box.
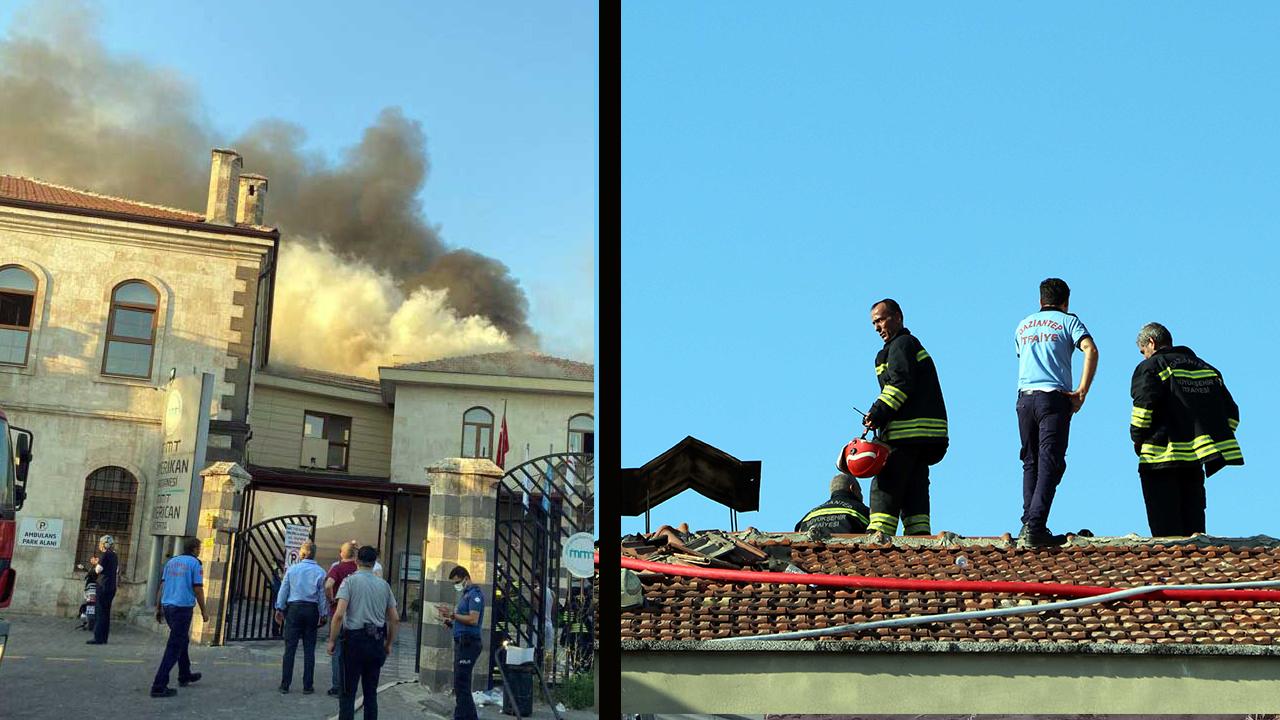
[1131,322,1242,536]
[795,473,870,534]
[275,539,328,693]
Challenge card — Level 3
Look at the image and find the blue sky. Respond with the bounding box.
[0,1,597,362]
[622,4,1280,538]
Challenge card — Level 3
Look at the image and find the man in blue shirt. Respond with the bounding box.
[436,565,485,720]
[150,537,207,698]
[274,539,329,694]
[1014,278,1099,547]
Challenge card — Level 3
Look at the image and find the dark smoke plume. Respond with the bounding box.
[0,3,535,345]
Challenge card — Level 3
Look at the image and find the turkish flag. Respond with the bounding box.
[495,412,510,469]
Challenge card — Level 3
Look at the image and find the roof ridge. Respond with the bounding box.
[1,174,203,219]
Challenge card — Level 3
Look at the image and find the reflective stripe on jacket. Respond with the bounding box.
[795,491,870,533]
[868,329,949,454]
[1130,345,1242,477]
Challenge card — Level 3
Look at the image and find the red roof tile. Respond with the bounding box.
[620,533,1280,652]
[0,175,273,232]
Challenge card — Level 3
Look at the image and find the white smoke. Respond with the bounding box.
[271,241,513,378]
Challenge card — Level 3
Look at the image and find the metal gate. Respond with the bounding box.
[222,513,317,642]
[490,453,594,686]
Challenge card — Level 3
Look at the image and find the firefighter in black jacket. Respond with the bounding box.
[863,299,949,535]
[1131,322,1242,537]
[796,474,870,534]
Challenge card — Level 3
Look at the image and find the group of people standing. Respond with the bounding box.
[78,532,487,720]
[797,278,1243,544]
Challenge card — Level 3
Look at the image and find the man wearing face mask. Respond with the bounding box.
[435,565,485,720]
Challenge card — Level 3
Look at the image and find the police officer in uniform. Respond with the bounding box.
[795,474,870,534]
[328,546,398,720]
[436,565,485,720]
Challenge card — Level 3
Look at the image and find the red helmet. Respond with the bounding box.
[838,438,891,478]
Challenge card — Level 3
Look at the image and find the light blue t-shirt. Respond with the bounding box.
[1015,309,1091,391]
[160,554,203,607]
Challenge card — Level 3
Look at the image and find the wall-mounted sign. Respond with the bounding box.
[283,524,310,568]
[399,552,422,582]
[561,532,595,578]
[151,372,214,536]
[17,517,63,548]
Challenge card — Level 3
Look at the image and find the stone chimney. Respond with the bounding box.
[235,173,268,226]
[205,148,242,225]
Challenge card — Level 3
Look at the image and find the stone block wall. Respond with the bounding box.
[418,458,501,691]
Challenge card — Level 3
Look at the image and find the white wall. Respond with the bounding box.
[389,385,593,484]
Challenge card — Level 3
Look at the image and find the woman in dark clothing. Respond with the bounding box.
[88,536,118,645]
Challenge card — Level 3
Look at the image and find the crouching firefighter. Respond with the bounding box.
[796,473,870,534]
[1131,322,1243,537]
[863,299,949,535]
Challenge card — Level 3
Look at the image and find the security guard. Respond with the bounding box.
[1130,322,1242,536]
[327,546,399,720]
[795,474,870,534]
[864,299,948,535]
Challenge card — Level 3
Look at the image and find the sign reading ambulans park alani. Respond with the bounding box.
[17,518,63,548]
[151,372,214,536]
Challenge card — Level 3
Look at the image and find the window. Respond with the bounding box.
[568,414,594,455]
[300,411,351,471]
[461,406,494,459]
[74,466,138,574]
[0,265,36,366]
[102,281,159,378]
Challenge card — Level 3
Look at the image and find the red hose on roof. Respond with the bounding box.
[612,555,1280,602]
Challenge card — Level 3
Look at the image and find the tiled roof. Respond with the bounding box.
[0,175,272,231]
[391,351,594,381]
[262,362,382,393]
[621,531,1280,653]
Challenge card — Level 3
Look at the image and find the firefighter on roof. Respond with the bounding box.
[1130,322,1242,537]
[863,299,948,535]
[796,473,870,534]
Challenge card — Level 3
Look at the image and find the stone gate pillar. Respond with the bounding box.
[191,462,251,646]
[419,458,502,691]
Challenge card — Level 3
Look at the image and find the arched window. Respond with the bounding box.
[74,466,138,574]
[568,414,594,455]
[0,265,36,366]
[102,280,159,378]
[461,406,495,459]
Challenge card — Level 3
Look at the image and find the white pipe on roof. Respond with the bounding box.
[705,579,1280,643]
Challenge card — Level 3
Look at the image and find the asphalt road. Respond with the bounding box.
[0,611,431,719]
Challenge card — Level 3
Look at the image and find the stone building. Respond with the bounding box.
[242,351,594,615]
[0,149,278,614]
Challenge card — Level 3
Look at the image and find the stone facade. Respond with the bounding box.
[389,383,593,485]
[0,165,276,617]
[418,458,502,691]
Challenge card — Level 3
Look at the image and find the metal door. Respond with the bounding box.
[222,513,316,642]
[490,453,593,686]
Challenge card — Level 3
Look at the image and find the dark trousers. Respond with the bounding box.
[1141,464,1206,537]
[92,591,114,643]
[1017,390,1073,531]
[453,635,482,720]
[151,605,194,691]
[281,602,319,690]
[869,447,931,535]
[330,633,344,691]
[339,632,386,720]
